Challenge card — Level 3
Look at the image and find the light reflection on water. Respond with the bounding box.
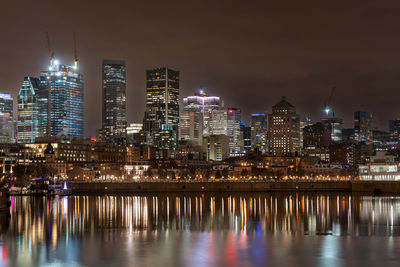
[1,193,400,266]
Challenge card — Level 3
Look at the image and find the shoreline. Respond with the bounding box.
[9,180,400,195]
[60,180,400,194]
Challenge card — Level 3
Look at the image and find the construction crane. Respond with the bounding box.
[324,86,336,117]
[73,32,78,70]
[45,32,55,68]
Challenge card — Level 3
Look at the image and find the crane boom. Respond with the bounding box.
[73,32,78,70]
[45,32,54,66]
[324,86,336,117]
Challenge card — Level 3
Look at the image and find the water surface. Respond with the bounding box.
[1,193,400,266]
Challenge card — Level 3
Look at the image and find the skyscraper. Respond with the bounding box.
[251,113,267,153]
[302,122,331,162]
[143,67,180,149]
[102,60,127,144]
[389,119,400,143]
[241,123,252,154]
[179,110,203,146]
[354,111,372,143]
[268,96,300,156]
[17,77,40,143]
[0,93,14,143]
[208,107,243,156]
[39,62,84,137]
[182,90,221,136]
[320,117,343,142]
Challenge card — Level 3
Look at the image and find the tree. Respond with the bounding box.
[222,168,229,178]
[13,165,30,186]
[205,169,211,180]
[146,167,153,178]
[158,167,166,179]
[296,166,305,177]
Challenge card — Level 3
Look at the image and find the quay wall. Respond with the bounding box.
[67,181,400,194]
[68,181,352,194]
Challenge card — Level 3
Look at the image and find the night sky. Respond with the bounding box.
[1,0,400,136]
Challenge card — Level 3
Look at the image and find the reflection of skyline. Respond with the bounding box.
[2,194,400,265]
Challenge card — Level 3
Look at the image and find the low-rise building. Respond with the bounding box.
[359,151,400,180]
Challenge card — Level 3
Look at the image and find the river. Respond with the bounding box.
[1,193,399,266]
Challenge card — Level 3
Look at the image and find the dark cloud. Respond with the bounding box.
[1,0,400,136]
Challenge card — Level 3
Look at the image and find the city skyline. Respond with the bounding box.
[2,1,400,136]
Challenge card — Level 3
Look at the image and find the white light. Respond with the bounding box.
[54,59,59,65]
[324,107,331,116]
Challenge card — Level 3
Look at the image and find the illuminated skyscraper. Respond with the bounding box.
[354,111,372,143]
[17,77,40,143]
[39,62,84,137]
[182,90,221,136]
[208,107,243,156]
[251,113,267,153]
[179,110,203,146]
[143,67,179,149]
[0,93,14,143]
[102,60,126,144]
[268,96,300,156]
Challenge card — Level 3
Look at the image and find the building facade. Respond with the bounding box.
[143,67,180,150]
[0,93,14,143]
[389,119,400,143]
[321,117,343,142]
[268,97,300,156]
[39,63,84,137]
[251,113,267,153]
[242,124,251,154]
[182,90,221,136]
[354,111,372,143]
[208,107,243,156]
[17,77,40,143]
[102,60,127,144]
[203,135,230,161]
[179,110,203,146]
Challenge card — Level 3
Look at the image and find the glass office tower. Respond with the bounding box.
[354,111,373,143]
[143,67,179,149]
[102,60,126,144]
[39,63,84,137]
[251,113,268,153]
[0,93,14,143]
[17,77,40,143]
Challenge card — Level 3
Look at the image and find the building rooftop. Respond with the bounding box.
[273,96,294,108]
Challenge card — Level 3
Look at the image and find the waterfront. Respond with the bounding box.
[1,193,400,266]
